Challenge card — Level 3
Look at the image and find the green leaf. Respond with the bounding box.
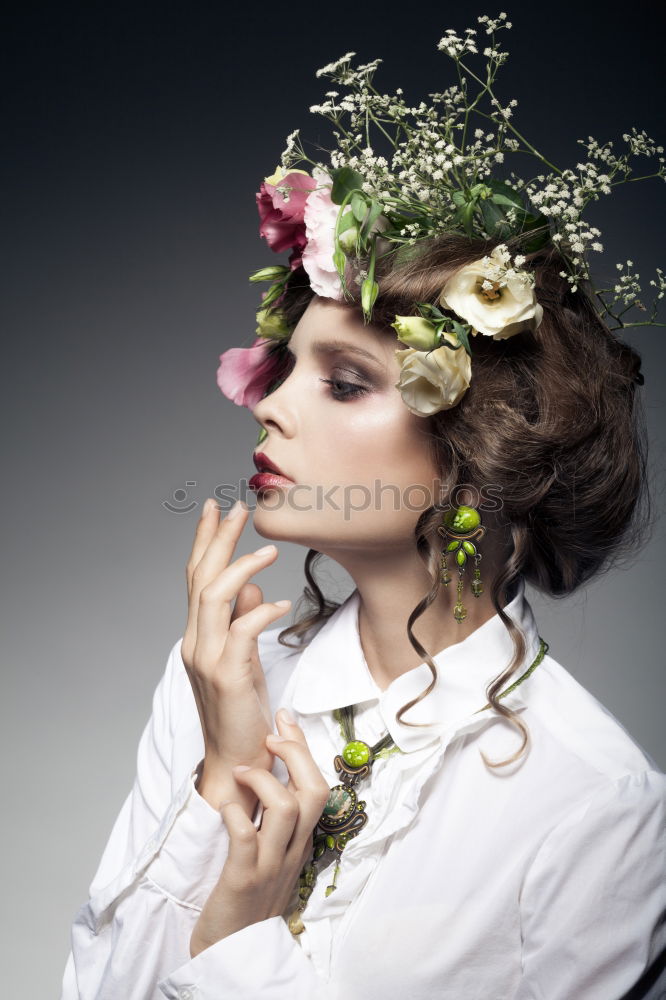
[351,192,367,222]
[461,202,475,237]
[480,198,512,238]
[337,209,358,235]
[515,210,552,252]
[417,301,446,322]
[440,319,473,356]
[486,178,526,210]
[360,199,384,242]
[490,193,523,209]
[330,167,366,205]
[451,190,467,208]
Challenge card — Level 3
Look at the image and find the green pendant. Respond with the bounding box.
[322,785,355,823]
[342,740,370,767]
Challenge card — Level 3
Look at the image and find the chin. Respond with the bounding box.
[251,492,303,540]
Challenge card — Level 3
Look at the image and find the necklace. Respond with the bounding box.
[286,636,549,936]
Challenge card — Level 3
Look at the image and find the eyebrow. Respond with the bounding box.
[286,338,384,368]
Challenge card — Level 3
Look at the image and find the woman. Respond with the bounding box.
[61,22,665,1000]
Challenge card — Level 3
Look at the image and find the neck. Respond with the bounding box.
[322,538,513,692]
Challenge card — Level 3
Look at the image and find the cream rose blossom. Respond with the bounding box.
[439,244,543,340]
[394,332,472,416]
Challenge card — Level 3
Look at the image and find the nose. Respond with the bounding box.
[252,372,295,438]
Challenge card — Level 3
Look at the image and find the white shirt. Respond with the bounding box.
[60,578,666,999]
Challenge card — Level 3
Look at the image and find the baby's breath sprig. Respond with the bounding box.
[279,13,663,329]
[595,262,666,331]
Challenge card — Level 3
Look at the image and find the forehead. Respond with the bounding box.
[289,296,399,368]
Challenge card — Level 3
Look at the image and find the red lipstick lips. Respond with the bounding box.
[249,451,295,492]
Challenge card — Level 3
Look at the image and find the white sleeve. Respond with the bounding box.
[60,638,243,1000]
[514,769,666,1000]
[157,916,336,999]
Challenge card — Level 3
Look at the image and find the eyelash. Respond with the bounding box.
[319,377,369,401]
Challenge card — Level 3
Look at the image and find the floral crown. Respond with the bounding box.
[217,13,664,434]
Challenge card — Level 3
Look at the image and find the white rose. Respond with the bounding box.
[439,254,543,340]
[394,332,472,416]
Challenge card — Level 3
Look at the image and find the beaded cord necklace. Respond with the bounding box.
[287,636,549,936]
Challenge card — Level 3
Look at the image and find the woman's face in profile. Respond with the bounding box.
[250,296,442,556]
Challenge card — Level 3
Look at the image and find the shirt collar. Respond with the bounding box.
[290,577,542,753]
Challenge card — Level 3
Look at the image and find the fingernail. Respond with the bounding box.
[274,599,291,607]
[227,500,245,520]
[203,498,216,516]
[232,764,251,772]
[254,544,276,556]
[267,734,287,742]
[279,707,296,724]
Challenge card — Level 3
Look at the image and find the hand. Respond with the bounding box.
[182,498,292,815]
[189,709,330,957]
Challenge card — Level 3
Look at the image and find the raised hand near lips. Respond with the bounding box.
[190,708,330,956]
[181,498,292,819]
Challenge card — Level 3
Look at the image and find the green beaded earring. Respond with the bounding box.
[437,505,486,623]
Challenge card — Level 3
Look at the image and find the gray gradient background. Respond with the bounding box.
[2,2,665,995]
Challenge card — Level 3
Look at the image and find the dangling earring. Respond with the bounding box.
[437,505,486,623]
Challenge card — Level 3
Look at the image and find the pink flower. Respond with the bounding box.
[216,338,280,409]
[256,167,317,266]
[301,167,344,300]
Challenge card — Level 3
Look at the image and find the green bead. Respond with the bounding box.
[342,740,370,767]
[462,540,476,555]
[314,841,326,860]
[443,505,481,533]
[446,539,460,552]
[299,886,313,900]
[325,834,336,850]
[456,548,467,566]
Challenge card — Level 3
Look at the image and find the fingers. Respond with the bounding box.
[186,499,247,604]
[230,766,302,859]
[265,712,330,824]
[198,597,292,687]
[223,599,292,685]
[184,499,247,659]
[186,499,234,599]
[231,712,329,859]
[219,800,260,872]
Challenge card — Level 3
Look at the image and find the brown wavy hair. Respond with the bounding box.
[260,231,652,768]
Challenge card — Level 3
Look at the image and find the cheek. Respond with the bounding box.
[313,400,437,491]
